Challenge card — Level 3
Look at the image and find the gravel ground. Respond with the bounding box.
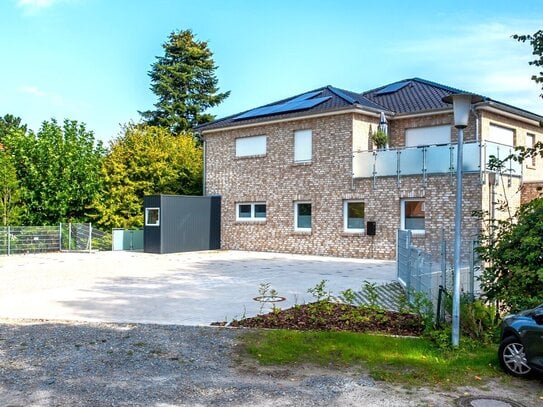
[0,320,541,407]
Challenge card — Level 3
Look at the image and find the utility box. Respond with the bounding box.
[112,229,144,251]
[143,195,221,254]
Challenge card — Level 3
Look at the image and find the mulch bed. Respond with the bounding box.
[227,301,423,336]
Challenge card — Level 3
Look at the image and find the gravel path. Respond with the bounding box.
[0,320,541,406]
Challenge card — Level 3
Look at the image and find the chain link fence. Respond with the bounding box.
[0,223,111,255]
[397,229,481,318]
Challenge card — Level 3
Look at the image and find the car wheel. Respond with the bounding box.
[498,336,532,377]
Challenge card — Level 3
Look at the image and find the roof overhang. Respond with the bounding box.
[475,102,543,127]
[199,105,387,135]
[393,108,451,120]
[197,99,543,135]
[394,103,542,127]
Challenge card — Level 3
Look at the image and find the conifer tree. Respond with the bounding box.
[140,29,229,134]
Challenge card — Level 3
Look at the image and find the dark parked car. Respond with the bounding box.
[498,304,543,377]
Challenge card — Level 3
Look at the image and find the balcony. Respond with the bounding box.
[353,141,521,183]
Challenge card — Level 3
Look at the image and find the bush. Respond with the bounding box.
[477,198,543,312]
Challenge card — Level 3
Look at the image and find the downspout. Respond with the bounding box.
[471,108,480,142]
[202,136,206,197]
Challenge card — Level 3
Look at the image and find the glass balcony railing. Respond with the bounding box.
[353,141,521,179]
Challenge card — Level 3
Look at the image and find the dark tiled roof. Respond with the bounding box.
[197,78,542,132]
[362,78,473,114]
[197,86,367,131]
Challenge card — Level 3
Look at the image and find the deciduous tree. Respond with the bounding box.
[0,114,27,144]
[91,124,203,229]
[478,198,543,312]
[4,119,105,225]
[140,29,229,134]
[513,30,543,98]
[0,150,21,226]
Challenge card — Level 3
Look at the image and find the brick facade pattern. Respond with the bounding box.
[204,113,485,260]
[521,182,543,204]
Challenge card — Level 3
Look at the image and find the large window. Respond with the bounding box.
[401,199,425,234]
[405,125,451,147]
[145,208,160,226]
[236,202,266,221]
[344,201,365,233]
[488,124,514,146]
[235,135,266,157]
[294,202,312,231]
[294,129,312,162]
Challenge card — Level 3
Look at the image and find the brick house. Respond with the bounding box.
[197,78,543,260]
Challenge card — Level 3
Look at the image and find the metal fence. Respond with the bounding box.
[0,223,111,255]
[397,229,480,317]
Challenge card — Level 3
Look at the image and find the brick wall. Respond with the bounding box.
[521,181,543,204]
[204,112,483,260]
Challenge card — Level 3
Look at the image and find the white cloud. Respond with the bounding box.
[388,20,543,114]
[18,85,47,97]
[18,85,69,108]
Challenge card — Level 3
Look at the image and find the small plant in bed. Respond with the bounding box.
[229,280,423,336]
[233,280,504,387]
[230,301,423,336]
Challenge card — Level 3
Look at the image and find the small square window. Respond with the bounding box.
[401,199,425,234]
[254,204,267,218]
[295,202,312,231]
[145,208,160,226]
[238,204,252,218]
[344,201,365,232]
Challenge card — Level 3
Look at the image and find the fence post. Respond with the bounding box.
[59,223,62,251]
[440,230,447,290]
[88,223,92,253]
[396,229,399,279]
[7,225,10,256]
[469,240,476,299]
[68,223,72,251]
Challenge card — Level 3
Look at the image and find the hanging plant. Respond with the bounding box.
[371,129,388,149]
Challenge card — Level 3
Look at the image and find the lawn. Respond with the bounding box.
[240,329,502,387]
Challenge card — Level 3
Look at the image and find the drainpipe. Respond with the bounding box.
[471,108,480,142]
[202,138,206,196]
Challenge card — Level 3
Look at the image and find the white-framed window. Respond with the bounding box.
[145,208,160,226]
[401,199,425,234]
[343,201,365,233]
[236,202,266,221]
[294,202,312,231]
[527,133,536,167]
[488,124,514,146]
[405,125,451,147]
[294,129,312,162]
[235,135,266,157]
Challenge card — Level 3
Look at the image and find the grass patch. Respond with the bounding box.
[240,329,501,387]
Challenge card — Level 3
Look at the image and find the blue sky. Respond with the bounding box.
[1,0,542,143]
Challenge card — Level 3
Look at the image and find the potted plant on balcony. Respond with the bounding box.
[371,129,388,150]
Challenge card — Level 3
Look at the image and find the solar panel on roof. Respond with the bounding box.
[234,91,330,120]
[288,90,323,103]
[276,97,331,112]
[375,81,411,96]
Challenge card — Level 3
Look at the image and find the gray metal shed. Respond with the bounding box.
[143,195,221,254]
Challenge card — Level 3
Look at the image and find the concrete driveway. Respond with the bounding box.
[0,250,396,325]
